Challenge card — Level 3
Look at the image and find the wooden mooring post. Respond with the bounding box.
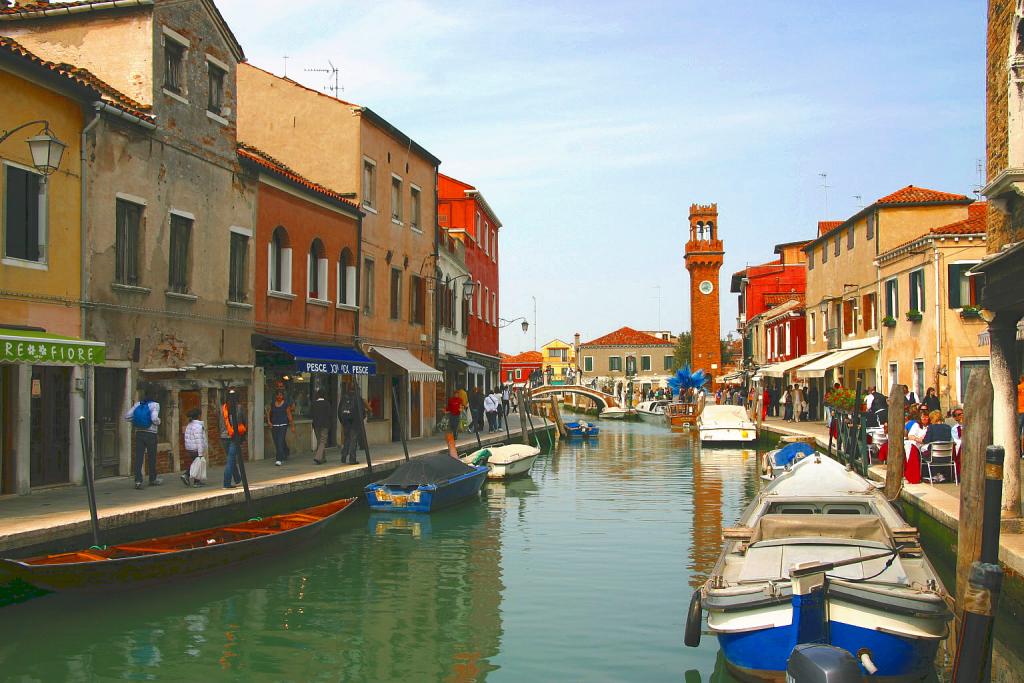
[548,396,567,440]
[515,388,530,446]
[883,384,905,501]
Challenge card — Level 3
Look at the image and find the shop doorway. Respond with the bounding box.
[30,365,70,487]
[93,367,125,478]
[411,380,421,438]
[1,366,11,494]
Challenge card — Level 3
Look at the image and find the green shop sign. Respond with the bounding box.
[0,329,106,366]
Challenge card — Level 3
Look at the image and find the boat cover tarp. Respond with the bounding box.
[750,514,891,546]
[774,442,815,466]
[380,452,476,487]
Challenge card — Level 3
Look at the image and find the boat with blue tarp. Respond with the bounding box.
[761,441,816,478]
[365,453,488,513]
[685,452,952,680]
[564,421,599,437]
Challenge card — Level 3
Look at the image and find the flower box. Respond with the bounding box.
[882,316,897,328]
[960,306,982,320]
[905,310,923,323]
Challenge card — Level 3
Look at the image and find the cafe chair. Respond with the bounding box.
[922,441,958,485]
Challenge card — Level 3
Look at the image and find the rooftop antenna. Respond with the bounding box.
[853,194,864,209]
[818,172,831,215]
[974,158,985,198]
[282,54,289,78]
[653,284,662,329]
[305,61,342,98]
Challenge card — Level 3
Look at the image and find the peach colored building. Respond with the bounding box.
[237,63,442,443]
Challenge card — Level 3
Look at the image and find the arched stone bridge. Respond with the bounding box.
[528,385,620,409]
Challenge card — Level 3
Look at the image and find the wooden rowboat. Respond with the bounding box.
[1,497,356,592]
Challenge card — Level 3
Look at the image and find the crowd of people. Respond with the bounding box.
[445,384,518,439]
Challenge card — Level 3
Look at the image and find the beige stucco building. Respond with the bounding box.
[237,62,442,444]
[578,326,675,399]
[799,186,973,396]
[876,203,989,410]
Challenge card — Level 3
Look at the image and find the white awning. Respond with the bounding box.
[796,347,874,378]
[759,351,830,378]
[369,346,443,382]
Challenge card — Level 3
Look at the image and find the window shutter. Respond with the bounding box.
[947,264,962,308]
[346,265,357,306]
[318,258,328,299]
[282,248,292,294]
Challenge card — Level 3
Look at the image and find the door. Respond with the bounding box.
[959,360,989,405]
[30,365,71,487]
[93,368,125,478]
[410,380,421,438]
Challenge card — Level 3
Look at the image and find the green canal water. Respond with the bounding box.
[0,420,1017,681]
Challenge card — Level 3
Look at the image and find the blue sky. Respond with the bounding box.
[218,1,985,355]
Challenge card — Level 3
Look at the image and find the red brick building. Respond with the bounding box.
[439,174,501,389]
[240,144,370,455]
[500,350,543,385]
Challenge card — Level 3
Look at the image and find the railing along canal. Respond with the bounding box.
[825,380,869,477]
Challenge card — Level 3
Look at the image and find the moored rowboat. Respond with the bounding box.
[1,497,357,592]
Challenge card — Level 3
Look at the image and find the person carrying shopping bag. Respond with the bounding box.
[181,407,208,487]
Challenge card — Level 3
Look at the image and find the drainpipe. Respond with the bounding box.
[933,243,942,405]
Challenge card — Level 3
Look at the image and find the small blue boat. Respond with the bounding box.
[365,452,488,513]
[564,421,599,437]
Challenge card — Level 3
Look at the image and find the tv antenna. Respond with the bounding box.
[974,158,985,198]
[305,61,342,98]
[853,194,864,209]
[818,172,831,215]
[653,284,662,329]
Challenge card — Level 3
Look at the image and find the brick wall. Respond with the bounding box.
[988,1,1014,250]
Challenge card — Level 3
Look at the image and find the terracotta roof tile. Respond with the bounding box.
[582,326,674,347]
[0,1,98,15]
[0,36,153,122]
[501,351,542,364]
[238,143,361,211]
[931,201,987,235]
[875,185,971,205]
[817,220,843,236]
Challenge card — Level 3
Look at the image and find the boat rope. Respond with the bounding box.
[826,545,901,583]
[247,517,263,522]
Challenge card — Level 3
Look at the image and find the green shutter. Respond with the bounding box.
[947,264,962,309]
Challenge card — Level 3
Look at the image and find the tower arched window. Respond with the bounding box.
[308,238,327,300]
[268,226,292,294]
[337,247,356,307]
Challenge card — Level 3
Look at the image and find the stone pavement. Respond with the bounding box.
[0,414,553,555]
[759,415,1024,578]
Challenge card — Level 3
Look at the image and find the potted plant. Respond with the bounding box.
[960,305,982,320]
[882,315,897,328]
[824,388,857,412]
[905,309,923,323]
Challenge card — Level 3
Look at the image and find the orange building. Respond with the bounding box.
[239,144,370,455]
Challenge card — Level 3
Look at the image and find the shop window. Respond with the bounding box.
[367,375,385,419]
[228,230,248,303]
[168,213,192,293]
[4,163,44,263]
[115,198,143,285]
[268,226,291,294]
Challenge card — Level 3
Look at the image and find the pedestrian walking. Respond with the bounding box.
[220,389,247,489]
[125,385,162,489]
[484,390,499,432]
[781,385,792,421]
[446,390,463,439]
[793,384,806,423]
[181,407,207,487]
[338,384,360,465]
[501,384,511,424]
[265,388,294,466]
[310,391,332,464]
[469,386,485,433]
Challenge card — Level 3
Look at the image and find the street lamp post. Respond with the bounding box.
[0,120,67,177]
[531,295,537,351]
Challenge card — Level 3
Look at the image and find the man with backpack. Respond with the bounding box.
[220,388,247,488]
[124,385,162,489]
[338,384,361,465]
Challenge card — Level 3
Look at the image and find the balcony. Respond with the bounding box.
[825,327,841,350]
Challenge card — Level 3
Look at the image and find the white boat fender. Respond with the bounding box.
[683,589,702,648]
[857,649,879,675]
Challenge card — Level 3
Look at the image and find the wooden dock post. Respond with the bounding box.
[549,396,567,439]
[884,384,906,501]
[515,388,530,446]
[955,369,994,629]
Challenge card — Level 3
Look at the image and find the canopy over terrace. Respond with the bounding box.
[368,346,443,382]
[759,351,830,378]
[268,339,376,375]
[0,328,105,365]
[795,347,874,378]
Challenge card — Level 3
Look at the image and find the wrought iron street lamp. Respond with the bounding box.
[0,120,66,177]
[498,317,529,333]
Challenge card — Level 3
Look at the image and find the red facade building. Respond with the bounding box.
[500,351,543,385]
[438,174,501,389]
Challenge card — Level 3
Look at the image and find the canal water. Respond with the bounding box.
[0,420,1016,680]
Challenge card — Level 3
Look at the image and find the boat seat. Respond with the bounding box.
[222,527,278,536]
[111,545,178,554]
[749,514,892,546]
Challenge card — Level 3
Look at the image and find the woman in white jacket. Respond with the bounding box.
[181,407,208,487]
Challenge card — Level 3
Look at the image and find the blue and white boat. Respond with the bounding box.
[564,421,600,437]
[685,452,951,680]
[365,453,488,513]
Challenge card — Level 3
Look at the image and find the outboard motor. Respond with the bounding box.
[787,644,862,682]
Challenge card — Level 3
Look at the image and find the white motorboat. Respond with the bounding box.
[685,452,951,680]
[635,399,670,424]
[598,406,630,419]
[697,405,757,444]
[462,444,541,479]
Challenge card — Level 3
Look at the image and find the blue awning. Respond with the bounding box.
[270,339,376,375]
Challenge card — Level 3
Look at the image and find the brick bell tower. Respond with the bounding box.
[684,203,724,382]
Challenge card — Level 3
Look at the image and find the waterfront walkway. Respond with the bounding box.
[760,415,1024,579]
[0,414,554,555]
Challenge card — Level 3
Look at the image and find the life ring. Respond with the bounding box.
[683,589,702,647]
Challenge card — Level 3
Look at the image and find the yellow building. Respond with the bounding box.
[877,203,989,410]
[799,185,973,396]
[540,338,574,384]
[0,38,111,493]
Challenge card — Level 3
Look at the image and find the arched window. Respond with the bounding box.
[337,247,356,307]
[268,226,291,294]
[308,238,327,300]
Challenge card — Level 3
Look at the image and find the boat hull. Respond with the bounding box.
[699,427,756,443]
[1,498,356,592]
[487,453,539,479]
[636,410,665,424]
[365,466,488,513]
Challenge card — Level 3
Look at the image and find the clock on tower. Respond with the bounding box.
[684,203,724,383]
